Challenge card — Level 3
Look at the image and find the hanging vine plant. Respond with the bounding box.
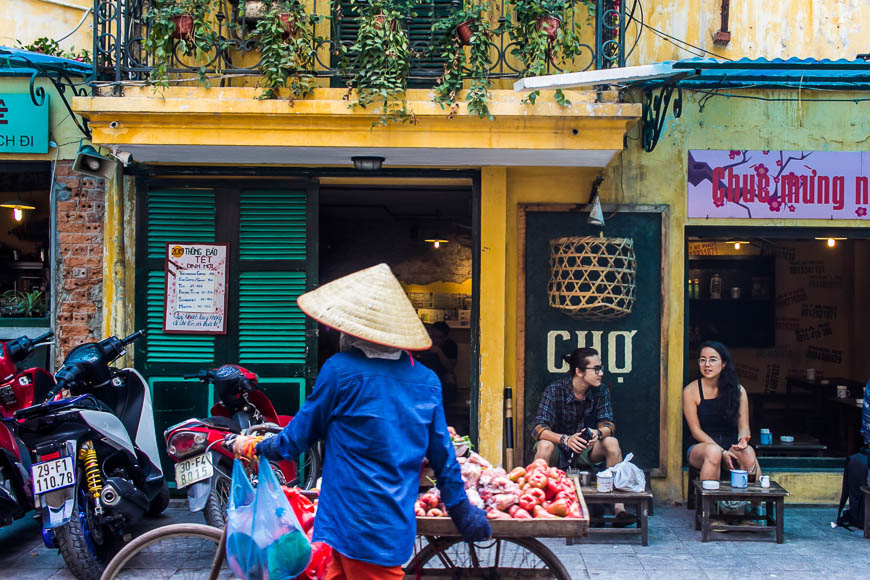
[431,1,497,120]
[340,0,415,127]
[144,0,225,88]
[251,0,323,101]
[507,0,588,105]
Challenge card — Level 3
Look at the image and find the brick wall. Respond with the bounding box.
[54,161,105,364]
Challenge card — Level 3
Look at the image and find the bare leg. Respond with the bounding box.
[535,440,558,465]
[689,442,724,482]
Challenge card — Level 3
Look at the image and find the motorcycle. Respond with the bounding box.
[14,330,169,580]
[0,330,54,526]
[164,364,321,527]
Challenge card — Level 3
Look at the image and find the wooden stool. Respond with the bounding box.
[693,480,788,543]
[569,484,653,546]
[862,486,870,539]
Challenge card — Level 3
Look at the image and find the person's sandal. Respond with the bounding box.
[612,511,637,528]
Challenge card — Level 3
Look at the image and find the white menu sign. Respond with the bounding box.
[164,243,228,334]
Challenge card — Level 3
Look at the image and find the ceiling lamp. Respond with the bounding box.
[351,156,385,171]
[814,237,846,248]
[424,238,449,249]
[0,199,36,222]
[731,241,749,250]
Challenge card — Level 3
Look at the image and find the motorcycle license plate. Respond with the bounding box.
[175,453,213,489]
[32,456,76,495]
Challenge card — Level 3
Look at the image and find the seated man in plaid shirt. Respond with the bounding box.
[531,347,632,524]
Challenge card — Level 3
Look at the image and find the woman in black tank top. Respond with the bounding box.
[683,341,761,482]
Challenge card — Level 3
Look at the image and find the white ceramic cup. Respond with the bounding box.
[837,385,850,398]
[806,368,816,381]
[760,475,770,488]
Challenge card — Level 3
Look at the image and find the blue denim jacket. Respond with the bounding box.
[257,349,466,566]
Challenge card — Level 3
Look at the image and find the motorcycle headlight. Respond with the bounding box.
[166,431,207,459]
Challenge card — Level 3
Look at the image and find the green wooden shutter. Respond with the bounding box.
[143,189,216,364]
[235,188,315,415]
[238,272,307,364]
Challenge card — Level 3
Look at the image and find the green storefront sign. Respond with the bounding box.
[0,94,49,154]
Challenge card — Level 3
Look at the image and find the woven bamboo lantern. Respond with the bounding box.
[548,236,637,320]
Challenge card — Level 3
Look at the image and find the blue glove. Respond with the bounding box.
[447,498,492,543]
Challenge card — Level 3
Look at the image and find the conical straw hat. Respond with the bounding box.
[297,263,432,351]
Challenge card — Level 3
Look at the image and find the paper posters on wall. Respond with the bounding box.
[164,243,228,334]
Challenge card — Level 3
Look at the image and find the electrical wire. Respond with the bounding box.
[624,0,643,61]
[684,87,870,103]
[630,0,733,61]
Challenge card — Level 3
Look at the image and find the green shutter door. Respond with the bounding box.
[233,188,315,417]
[135,183,318,480]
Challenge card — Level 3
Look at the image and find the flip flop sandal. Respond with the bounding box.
[612,511,637,528]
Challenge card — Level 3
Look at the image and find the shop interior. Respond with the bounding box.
[318,180,475,434]
[0,162,51,321]
[686,231,869,468]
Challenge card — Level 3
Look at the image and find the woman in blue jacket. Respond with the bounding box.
[232,264,489,579]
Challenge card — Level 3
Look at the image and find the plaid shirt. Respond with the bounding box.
[532,376,615,469]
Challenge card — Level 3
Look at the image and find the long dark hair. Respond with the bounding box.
[564,347,599,377]
[698,340,740,423]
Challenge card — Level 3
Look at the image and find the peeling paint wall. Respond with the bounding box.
[628,0,870,64]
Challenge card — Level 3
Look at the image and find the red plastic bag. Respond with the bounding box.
[282,487,332,580]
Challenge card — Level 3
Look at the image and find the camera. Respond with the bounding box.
[580,427,596,441]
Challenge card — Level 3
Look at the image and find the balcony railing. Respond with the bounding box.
[93,0,626,92]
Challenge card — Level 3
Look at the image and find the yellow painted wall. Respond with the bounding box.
[0,0,92,60]
[628,0,870,65]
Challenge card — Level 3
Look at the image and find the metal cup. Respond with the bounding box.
[578,471,591,487]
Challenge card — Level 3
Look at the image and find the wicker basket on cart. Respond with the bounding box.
[548,236,636,320]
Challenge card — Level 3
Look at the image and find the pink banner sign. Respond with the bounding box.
[688,150,870,220]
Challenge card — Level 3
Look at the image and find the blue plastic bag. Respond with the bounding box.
[226,456,312,580]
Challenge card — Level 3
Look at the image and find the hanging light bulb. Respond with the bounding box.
[424,238,449,249]
[815,236,846,248]
[734,242,741,250]
[827,237,836,247]
[0,199,36,222]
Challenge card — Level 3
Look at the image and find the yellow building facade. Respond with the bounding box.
[69,0,870,502]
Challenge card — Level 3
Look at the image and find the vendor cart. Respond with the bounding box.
[406,480,589,579]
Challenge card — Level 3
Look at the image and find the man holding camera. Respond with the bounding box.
[531,347,632,524]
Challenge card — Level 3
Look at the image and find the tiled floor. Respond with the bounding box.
[0,500,867,579]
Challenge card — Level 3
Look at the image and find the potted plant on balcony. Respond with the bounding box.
[431,1,497,120]
[144,0,224,87]
[251,0,324,100]
[507,0,587,105]
[339,0,415,127]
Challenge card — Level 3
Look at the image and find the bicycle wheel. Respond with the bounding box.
[406,536,571,579]
[100,523,229,580]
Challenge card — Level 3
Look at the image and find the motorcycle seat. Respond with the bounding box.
[200,415,241,433]
[277,415,291,428]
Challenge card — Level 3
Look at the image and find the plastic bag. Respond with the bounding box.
[226,457,313,580]
[611,452,646,493]
[282,487,332,580]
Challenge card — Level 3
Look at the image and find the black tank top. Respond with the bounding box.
[696,380,738,448]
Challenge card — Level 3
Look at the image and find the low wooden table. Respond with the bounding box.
[693,480,789,543]
[568,485,653,546]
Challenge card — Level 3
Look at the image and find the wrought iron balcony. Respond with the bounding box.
[93,0,626,92]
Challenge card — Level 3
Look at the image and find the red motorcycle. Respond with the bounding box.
[164,364,321,527]
[0,330,55,526]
